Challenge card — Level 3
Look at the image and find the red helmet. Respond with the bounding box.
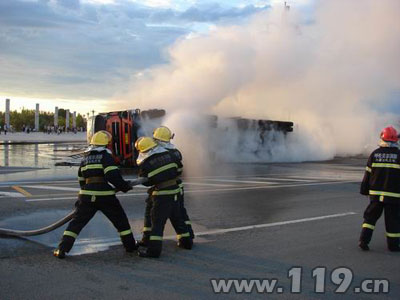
[380,126,399,142]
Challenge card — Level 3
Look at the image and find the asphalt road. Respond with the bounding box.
[0,157,399,299]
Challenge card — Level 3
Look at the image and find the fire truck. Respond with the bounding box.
[87,109,294,167]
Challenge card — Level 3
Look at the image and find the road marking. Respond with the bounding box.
[24,180,356,202]
[0,191,28,198]
[184,180,357,194]
[67,212,357,255]
[184,182,237,187]
[206,178,281,185]
[194,212,357,237]
[248,177,315,182]
[11,186,32,197]
[21,185,80,192]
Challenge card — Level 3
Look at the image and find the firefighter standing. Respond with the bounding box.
[53,131,137,258]
[152,126,195,239]
[359,126,400,252]
[135,136,192,258]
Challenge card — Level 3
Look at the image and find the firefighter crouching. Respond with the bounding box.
[53,131,137,258]
[135,137,192,258]
[359,126,400,252]
[153,126,195,239]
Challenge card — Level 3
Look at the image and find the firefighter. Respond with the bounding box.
[359,126,400,252]
[153,126,195,239]
[135,136,192,258]
[53,131,137,258]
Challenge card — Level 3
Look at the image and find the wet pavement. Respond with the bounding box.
[0,146,399,299]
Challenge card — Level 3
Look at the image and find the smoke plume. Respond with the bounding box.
[113,0,400,167]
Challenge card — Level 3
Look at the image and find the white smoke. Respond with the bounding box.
[114,0,400,166]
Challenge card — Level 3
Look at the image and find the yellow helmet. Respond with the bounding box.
[91,131,111,146]
[153,126,174,142]
[135,136,157,153]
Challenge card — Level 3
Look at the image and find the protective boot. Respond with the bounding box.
[137,248,160,258]
[138,233,150,247]
[358,241,369,251]
[177,236,193,250]
[359,227,373,251]
[387,237,400,252]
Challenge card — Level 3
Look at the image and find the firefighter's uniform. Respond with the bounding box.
[55,146,137,257]
[141,143,194,244]
[359,143,400,251]
[136,138,192,258]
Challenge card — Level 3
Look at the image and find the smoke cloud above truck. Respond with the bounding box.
[114,0,400,165]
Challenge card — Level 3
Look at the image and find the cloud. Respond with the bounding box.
[0,0,269,101]
[57,0,81,10]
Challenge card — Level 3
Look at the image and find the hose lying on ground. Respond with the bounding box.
[0,210,76,237]
[0,177,148,238]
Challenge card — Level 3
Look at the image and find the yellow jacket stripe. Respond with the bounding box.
[63,230,78,239]
[119,229,132,236]
[149,235,163,241]
[79,190,115,196]
[81,164,103,171]
[152,188,181,196]
[148,163,178,178]
[369,190,400,198]
[78,176,85,181]
[386,232,400,238]
[371,163,400,169]
[142,227,152,232]
[177,232,190,239]
[362,223,375,230]
[104,166,119,174]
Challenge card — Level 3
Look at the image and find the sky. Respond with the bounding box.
[0,0,314,115]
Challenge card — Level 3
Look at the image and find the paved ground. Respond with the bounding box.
[0,157,399,299]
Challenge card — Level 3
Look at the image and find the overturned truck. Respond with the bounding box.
[87,109,294,167]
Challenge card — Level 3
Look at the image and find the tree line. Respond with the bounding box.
[0,108,86,131]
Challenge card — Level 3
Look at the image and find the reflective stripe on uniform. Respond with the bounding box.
[104,166,119,174]
[185,221,192,225]
[79,190,115,196]
[371,163,400,169]
[142,227,152,232]
[177,168,183,173]
[386,232,400,238]
[78,176,85,181]
[63,230,78,239]
[362,223,375,230]
[148,163,178,178]
[365,166,372,173]
[369,190,400,198]
[119,229,132,236]
[152,188,181,196]
[149,235,163,241]
[81,164,103,171]
[177,232,190,239]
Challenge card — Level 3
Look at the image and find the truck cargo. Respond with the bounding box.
[87,109,294,167]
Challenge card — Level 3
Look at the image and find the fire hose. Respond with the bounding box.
[0,177,147,238]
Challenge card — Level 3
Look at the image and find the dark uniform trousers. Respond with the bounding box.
[146,191,192,258]
[360,197,400,249]
[59,195,136,252]
[178,184,195,239]
[142,185,195,244]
